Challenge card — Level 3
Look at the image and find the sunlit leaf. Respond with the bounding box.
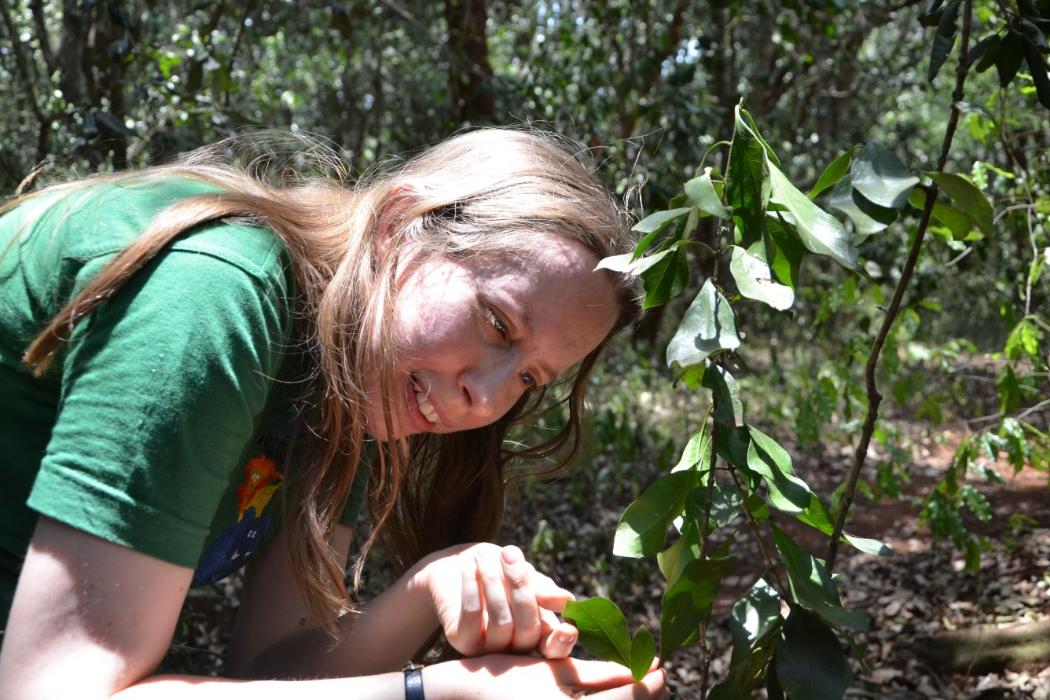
[672,423,712,473]
[685,168,731,218]
[729,246,795,310]
[808,147,856,199]
[828,177,889,236]
[768,162,858,269]
[666,280,741,369]
[614,471,697,558]
[851,142,919,210]
[563,598,632,667]
[843,533,893,557]
[746,426,813,513]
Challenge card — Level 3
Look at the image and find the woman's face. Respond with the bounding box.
[364,236,619,440]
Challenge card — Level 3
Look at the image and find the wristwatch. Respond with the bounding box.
[403,661,425,700]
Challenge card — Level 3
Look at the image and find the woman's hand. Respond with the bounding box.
[415,543,580,658]
[424,655,667,700]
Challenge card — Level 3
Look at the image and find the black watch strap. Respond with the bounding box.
[403,662,425,700]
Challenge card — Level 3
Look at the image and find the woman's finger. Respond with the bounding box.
[453,552,484,656]
[502,545,542,652]
[537,607,577,659]
[475,548,514,652]
[530,568,575,612]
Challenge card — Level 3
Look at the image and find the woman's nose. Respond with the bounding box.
[459,354,520,425]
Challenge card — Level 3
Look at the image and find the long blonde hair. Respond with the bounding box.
[10,128,641,633]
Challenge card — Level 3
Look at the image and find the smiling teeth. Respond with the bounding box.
[414,386,439,423]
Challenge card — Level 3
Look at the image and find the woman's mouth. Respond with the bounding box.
[406,375,440,432]
[414,383,439,423]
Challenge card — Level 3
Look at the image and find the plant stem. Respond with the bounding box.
[826,0,975,572]
[698,416,720,558]
[728,468,787,595]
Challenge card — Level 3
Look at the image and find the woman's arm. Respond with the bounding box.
[227,522,439,677]
[228,526,580,679]
[0,518,664,700]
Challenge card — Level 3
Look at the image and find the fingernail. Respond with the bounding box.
[557,631,574,644]
[502,545,524,564]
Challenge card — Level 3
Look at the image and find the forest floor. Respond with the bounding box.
[502,419,1050,700]
[165,418,1050,700]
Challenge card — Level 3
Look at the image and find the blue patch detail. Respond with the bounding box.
[192,506,272,585]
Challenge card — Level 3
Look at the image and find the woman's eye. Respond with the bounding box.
[520,371,536,388]
[486,307,509,338]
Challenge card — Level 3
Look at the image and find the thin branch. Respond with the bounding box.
[727,468,787,594]
[827,0,975,573]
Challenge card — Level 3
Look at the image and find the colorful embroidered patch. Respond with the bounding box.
[192,453,283,585]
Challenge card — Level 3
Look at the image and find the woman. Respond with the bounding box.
[0,129,666,698]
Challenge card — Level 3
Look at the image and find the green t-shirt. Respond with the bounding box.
[0,178,368,630]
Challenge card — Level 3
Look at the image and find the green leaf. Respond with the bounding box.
[996,32,1027,87]
[740,107,781,167]
[729,246,795,310]
[808,147,856,200]
[685,168,731,218]
[563,598,632,667]
[706,482,745,531]
[772,525,868,631]
[1024,42,1050,110]
[672,423,712,473]
[828,178,889,235]
[968,33,1001,72]
[851,142,919,210]
[775,607,853,700]
[658,520,701,584]
[843,533,894,557]
[796,493,835,535]
[661,557,735,658]
[909,188,978,240]
[726,104,771,247]
[711,579,783,699]
[630,207,692,258]
[703,364,745,428]
[928,0,962,83]
[928,172,994,235]
[629,627,656,682]
[730,578,782,654]
[632,207,692,235]
[998,364,1021,414]
[638,243,689,309]
[1005,318,1044,361]
[746,426,814,513]
[614,471,697,558]
[666,280,741,369]
[768,162,858,269]
[763,215,806,289]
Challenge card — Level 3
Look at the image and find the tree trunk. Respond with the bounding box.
[443,0,494,124]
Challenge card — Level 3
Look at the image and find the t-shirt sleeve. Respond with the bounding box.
[26,233,292,569]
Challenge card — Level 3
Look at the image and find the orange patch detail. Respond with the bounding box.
[236,455,282,520]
